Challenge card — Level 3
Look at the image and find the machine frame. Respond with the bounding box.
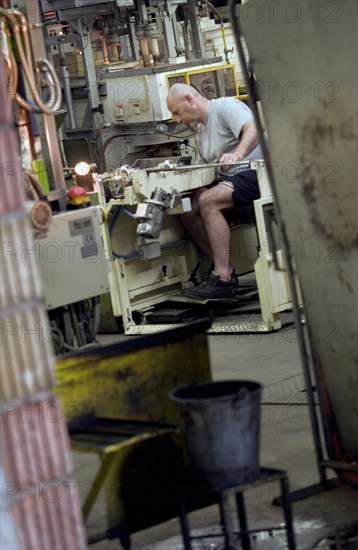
[99,160,294,334]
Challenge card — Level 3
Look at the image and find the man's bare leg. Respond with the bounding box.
[197,184,235,282]
[178,188,214,262]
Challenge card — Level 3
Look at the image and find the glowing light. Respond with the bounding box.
[74,162,97,176]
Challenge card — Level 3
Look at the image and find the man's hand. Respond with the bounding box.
[219,150,244,171]
[219,150,244,163]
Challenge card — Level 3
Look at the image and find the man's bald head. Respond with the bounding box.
[167,84,201,104]
[166,84,210,126]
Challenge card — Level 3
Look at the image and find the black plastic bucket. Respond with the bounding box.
[170,380,262,488]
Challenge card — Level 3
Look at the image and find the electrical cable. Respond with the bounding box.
[160,130,196,139]
[157,122,198,137]
[122,206,135,218]
[99,132,156,170]
[201,0,230,65]
[108,206,140,259]
[98,124,193,169]
[0,8,62,114]
[109,205,122,233]
[88,296,101,342]
[181,142,196,155]
[112,249,140,260]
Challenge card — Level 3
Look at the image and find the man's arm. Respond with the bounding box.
[219,119,260,164]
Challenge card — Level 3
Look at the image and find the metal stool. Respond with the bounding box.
[177,468,296,550]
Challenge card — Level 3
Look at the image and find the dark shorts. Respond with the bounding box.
[210,170,260,224]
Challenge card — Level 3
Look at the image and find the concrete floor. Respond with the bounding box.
[72,319,358,549]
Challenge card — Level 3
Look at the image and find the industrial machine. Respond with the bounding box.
[0,0,294,344]
[35,205,110,351]
[1,1,357,549]
[95,156,293,334]
[38,0,242,170]
[54,317,213,548]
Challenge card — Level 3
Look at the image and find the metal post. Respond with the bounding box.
[128,17,141,60]
[58,41,76,129]
[187,0,205,59]
[76,18,101,128]
[163,1,181,62]
[228,0,328,486]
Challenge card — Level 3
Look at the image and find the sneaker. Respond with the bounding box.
[185,271,238,299]
[201,266,237,286]
[231,269,239,286]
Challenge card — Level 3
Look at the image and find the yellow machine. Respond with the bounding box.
[55,318,213,548]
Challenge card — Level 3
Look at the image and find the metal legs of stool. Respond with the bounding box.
[179,499,192,550]
[219,494,238,549]
[234,479,296,550]
[235,486,296,550]
[280,475,296,550]
[236,491,251,550]
[178,470,296,550]
[179,495,238,550]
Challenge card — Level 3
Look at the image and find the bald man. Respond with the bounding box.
[166,84,264,299]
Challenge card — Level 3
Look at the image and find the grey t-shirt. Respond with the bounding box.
[197,97,263,176]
